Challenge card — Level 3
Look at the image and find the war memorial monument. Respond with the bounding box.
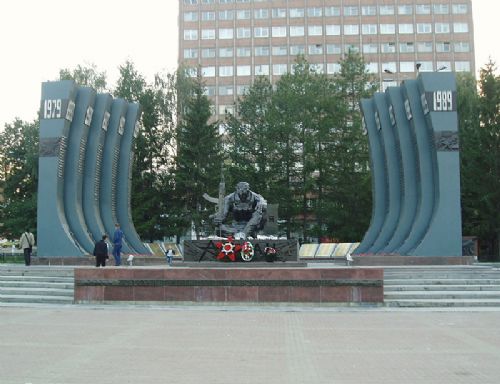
[37,73,469,304]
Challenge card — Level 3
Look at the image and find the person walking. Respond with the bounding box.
[165,247,174,266]
[93,235,109,267]
[19,229,35,266]
[112,223,124,266]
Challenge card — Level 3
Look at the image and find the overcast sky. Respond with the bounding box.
[0,0,498,129]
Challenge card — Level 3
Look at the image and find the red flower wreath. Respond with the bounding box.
[215,236,242,262]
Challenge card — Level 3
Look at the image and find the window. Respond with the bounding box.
[290,8,304,18]
[362,24,377,35]
[219,85,234,96]
[344,24,359,35]
[219,47,233,57]
[201,48,216,58]
[398,5,412,15]
[201,29,215,39]
[418,62,433,72]
[236,47,251,57]
[237,85,249,95]
[417,23,432,34]
[203,86,216,96]
[379,5,394,15]
[452,4,468,14]
[255,46,270,56]
[327,44,341,54]
[363,43,377,53]
[273,64,287,76]
[307,7,322,17]
[453,23,469,33]
[219,66,234,77]
[455,61,471,72]
[219,28,233,39]
[381,42,396,53]
[399,42,414,53]
[437,61,451,71]
[433,4,449,14]
[237,27,251,39]
[219,0,233,3]
[290,26,305,37]
[255,64,269,76]
[308,44,323,55]
[366,62,378,73]
[254,9,269,19]
[436,42,451,52]
[184,0,198,4]
[183,48,198,59]
[310,63,324,73]
[383,62,397,73]
[417,42,433,52]
[272,8,286,18]
[237,10,251,19]
[344,44,359,53]
[202,0,214,3]
[325,25,340,35]
[219,10,234,20]
[237,65,251,76]
[184,30,198,40]
[272,26,287,37]
[184,12,198,22]
[308,25,322,36]
[400,62,415,72]
[272,46,287,56]
[380,24,395,34]
[435,23,450,34]
[325,7,340,16]
[454,42,470,52]
[201,66,215,77]
[219,105,234,115]
[416,4,431,14]
[290,45,305,55]
[361,6,376,15]
[399,24,413,34]
[254,27,269,38]
[201,11,215,21]
[344,6,358,16]
[327,63,341,74]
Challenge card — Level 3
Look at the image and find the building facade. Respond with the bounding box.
[178,0,474,120]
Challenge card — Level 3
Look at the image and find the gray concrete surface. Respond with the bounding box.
[1,304,500,383]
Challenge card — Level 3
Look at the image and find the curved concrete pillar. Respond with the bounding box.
[396,80,438,255]
[82,94,113,244]
[116,103,150,254]
[63,87,96,254]
[353,99,388,254]
[409,73,462,256]
[100,99,134,253]
[37,80,85,256]
[381,87,420,253]
[368,93,403,253]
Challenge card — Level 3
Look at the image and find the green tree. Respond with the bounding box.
[224,76,276,195]
[114,61,176,242]
[0,119,39,239]
[326,51,377,241]
[460,61,500,260]
[59,63,107,92]
[174,72,223,238]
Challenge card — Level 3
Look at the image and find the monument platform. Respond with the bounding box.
[74,267,383,305]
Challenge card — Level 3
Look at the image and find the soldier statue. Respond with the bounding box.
[210,181,267,239]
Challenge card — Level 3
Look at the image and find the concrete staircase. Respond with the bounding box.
[384,265,500,308]
[0,266,74,305]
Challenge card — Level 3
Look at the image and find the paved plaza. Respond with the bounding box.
[1,304,500,383]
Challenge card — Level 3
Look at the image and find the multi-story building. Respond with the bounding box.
[178,0,475,121]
